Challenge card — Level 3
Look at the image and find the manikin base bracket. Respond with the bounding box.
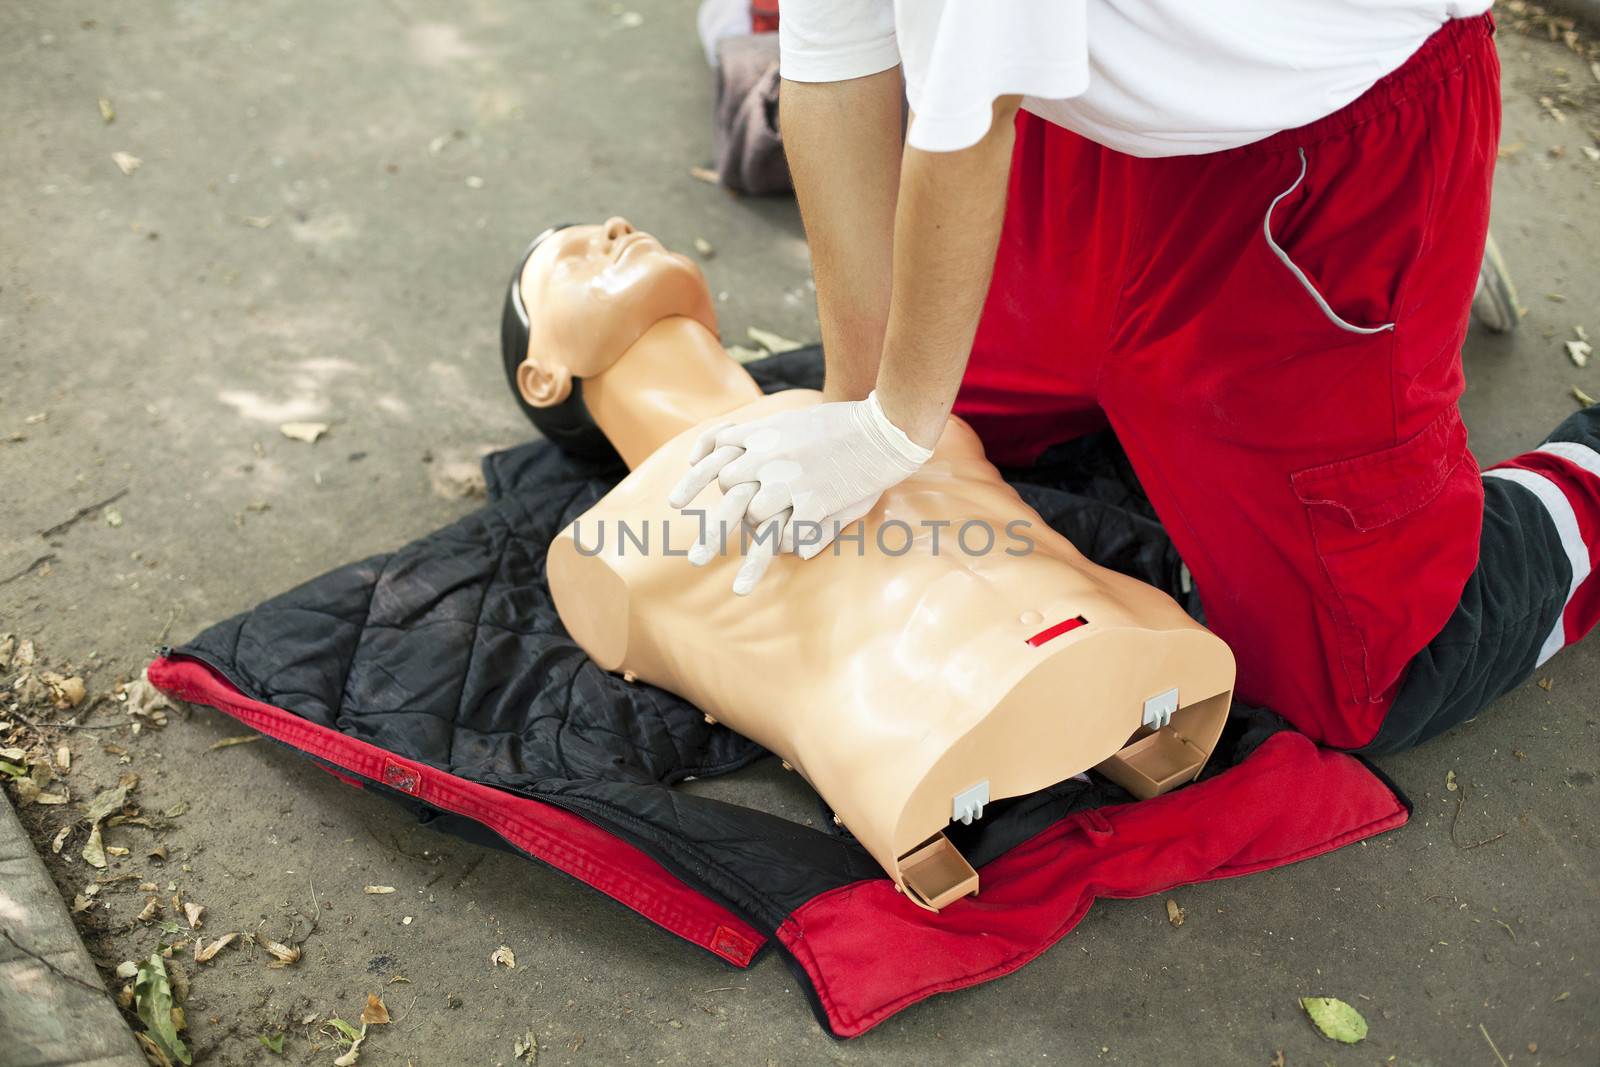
[898,833,981,910]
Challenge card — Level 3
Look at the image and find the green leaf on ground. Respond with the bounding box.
[258,1032,285,1054]
[326,1018,368,1066]
[1300,996,1369,1043]
[134,954,192,1065]
[327,1018,363,1045]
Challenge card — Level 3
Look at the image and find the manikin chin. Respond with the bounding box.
[506,218,1236,911]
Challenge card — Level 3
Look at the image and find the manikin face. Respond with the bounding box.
[515,217,718,408]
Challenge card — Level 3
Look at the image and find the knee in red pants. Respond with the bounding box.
[960,16,1500,746]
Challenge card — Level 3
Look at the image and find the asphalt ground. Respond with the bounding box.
[2,3,1597,1063]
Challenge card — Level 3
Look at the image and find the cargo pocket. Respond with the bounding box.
[1290,407,1479,707]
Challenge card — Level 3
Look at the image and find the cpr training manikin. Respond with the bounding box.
[504,218,1238,910]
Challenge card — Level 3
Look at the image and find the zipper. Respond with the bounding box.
[156,644,256,700]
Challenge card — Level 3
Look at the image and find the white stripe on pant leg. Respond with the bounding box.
[1536,440,1600,482]
[1485,466,1588,665]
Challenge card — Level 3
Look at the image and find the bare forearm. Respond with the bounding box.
[780,70,904,402]
[875,99,1019,448]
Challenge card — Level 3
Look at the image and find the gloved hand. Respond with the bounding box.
[667,391,934,594]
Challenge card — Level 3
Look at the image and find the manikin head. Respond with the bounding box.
[511,218,718,410]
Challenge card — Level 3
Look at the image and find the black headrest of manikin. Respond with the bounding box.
[499,223,622,464]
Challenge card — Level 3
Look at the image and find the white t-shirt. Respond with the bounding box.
[778,0,1492,157]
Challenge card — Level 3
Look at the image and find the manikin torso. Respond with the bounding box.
[542,314,1236,909]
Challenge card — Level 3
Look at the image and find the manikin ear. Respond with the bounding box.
[516,359,572,408]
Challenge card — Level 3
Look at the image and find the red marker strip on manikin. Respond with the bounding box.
[1025,615,1087,647]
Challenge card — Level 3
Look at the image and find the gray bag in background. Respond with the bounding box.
[712,32,792,195]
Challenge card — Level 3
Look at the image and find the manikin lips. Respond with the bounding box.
[612,231,657,261]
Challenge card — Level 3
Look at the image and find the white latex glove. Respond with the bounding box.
[667,391,933,594]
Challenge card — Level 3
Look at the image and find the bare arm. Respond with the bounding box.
[875,96,1022,448]
[780,69,905,403]
[670,92,1023,594]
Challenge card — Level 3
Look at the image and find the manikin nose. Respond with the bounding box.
[603,217,634,241]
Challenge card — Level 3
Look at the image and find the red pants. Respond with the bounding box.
[956,16,1500,747]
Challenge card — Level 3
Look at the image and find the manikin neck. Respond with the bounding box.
[582,315,763,470]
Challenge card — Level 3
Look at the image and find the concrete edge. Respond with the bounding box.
[0,787,147,1067]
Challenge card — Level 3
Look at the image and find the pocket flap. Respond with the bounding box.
[1291,409,1469,532]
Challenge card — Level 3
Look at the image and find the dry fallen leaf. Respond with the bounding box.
[360,993,390,1026]
[491,945,516,969]
[193,932,238,963]
[1166,899,1185,927]
[746,327,805,354]
[364,885,396,895]
[40,671,87,709]
[122,675,175,726]
[56,745,71,771]
[428,460,487,501]
[514,1032,538,1061]
[183,901,205,929]
[98,97,115,123]
[81,825,107,869]
[207,734,261,751]
[1446,769,1458,792]
[112,151,141,176]
[689,165,719,184]
[82,783,130,824]
[279,421,329,444]
[693,237,715,259]
[243,215,275,229]
[1568,339,1594,367]
[137,897,162,923]
[1573,384,1596,407]
[726,344,767,364]
[256,934,301,968]
[1537,676,1554,691]
[51,824,72,854]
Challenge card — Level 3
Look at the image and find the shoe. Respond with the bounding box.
[1471,232,1523,334]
